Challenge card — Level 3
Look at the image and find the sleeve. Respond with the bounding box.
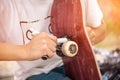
[85,0,103,28]
[0,0,12,41]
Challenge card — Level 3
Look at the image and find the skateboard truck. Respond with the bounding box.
[27,28,78,60]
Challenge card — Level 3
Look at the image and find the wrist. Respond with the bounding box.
[22,44,36,61]
[0,42,29,61]
[13,45,29,60]
[21,44,31,61]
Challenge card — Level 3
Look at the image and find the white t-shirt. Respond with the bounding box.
[0,0,103,80]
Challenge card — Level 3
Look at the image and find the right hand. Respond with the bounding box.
[24,32,57,60]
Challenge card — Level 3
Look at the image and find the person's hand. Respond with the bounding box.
[86,26,95,45]
[24,32,57,60]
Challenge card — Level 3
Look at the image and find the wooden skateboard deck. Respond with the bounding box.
[50,0,102,80]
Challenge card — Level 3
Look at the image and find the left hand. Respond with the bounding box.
[86,26,95,45]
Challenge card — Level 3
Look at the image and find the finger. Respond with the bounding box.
[40,38,56,56]
[46,38,57,52]
[47,34,57,43]
[86,26,92,32]
[89,31,95,44]
[90,31,95,39]
[48,43,57,53]
[45,48,54,58]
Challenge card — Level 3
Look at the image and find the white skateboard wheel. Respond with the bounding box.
[61,41,78,57]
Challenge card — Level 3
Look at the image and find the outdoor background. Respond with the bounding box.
[95,0,120,51]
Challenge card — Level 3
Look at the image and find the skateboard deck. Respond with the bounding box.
[50,0,102,80]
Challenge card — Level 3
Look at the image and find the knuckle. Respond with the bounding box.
[54,35,57,39]
[53,47,57,52]
[51,35,57,40]
[41,39,47,43]
[42,44,48,50]
[48,53,54,58]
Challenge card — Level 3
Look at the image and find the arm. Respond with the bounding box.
[0,1,57,61]
[0,42,27,61]
[0,33,57,61]
[85,0,106,45]
[87,20,106,45]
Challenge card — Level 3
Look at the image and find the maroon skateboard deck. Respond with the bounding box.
[50,0,102,80]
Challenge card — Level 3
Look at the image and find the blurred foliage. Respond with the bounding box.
[95,0,120,50]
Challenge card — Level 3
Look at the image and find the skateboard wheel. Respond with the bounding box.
[61,41,78,57]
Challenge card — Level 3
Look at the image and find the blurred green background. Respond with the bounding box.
[95,0,120,51]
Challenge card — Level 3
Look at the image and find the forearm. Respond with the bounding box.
[0,42,27,61]
[87,21,106,45]
[92,22,106,45]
